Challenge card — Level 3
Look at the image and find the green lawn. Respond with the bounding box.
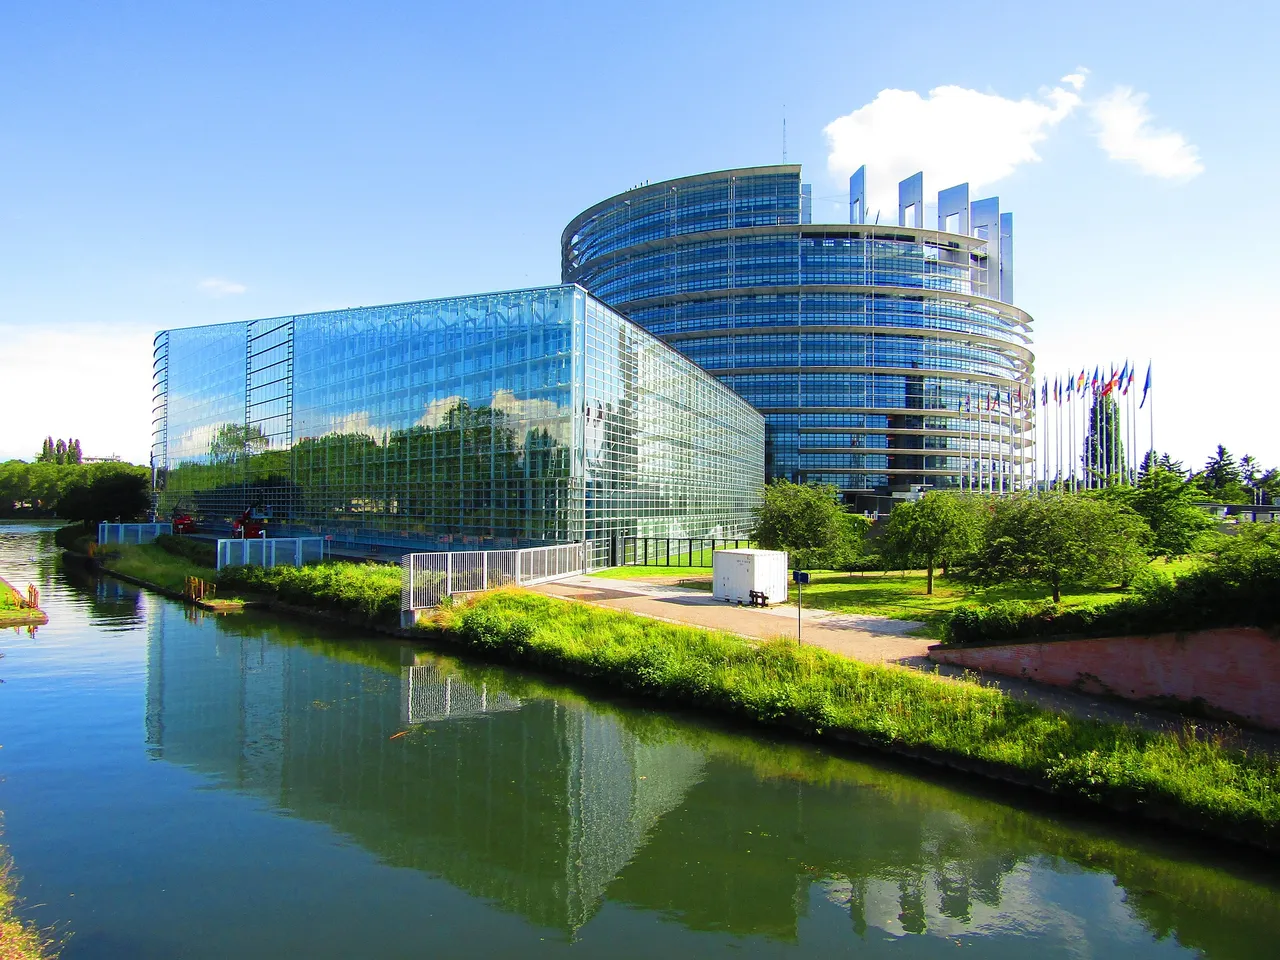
[594,556,1201,631]
[592,563,718,582]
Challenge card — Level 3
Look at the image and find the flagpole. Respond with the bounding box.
[1148,361,1155,467]
[1056,380,1062,490]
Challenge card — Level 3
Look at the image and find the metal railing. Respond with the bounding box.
[401,541,588,612]
[99,522,171,545]
[216,537,328,571]
[619,537,752,567]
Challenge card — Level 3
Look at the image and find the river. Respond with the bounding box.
[1,522,1277,958]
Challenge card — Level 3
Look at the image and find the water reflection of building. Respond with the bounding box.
[143,605,705,933]
[142,605,1209,950]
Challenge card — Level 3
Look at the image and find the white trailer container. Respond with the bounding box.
[712,549,789,605]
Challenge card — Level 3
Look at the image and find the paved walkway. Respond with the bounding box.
[535,575,932,663]
[534,574,1280,752]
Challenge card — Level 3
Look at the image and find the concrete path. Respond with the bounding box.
[534,574,1280,752]
[535,575,932,664]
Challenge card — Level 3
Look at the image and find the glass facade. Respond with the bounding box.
[563,165,1036,497]
[152,285,764,549]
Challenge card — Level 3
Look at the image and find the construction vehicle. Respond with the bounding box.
[172,503,197,535]
[231,506,268,539]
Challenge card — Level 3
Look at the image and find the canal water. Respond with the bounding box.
[1,523,1277,959]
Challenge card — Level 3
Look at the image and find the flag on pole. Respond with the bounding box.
[1091,366,1101,393]
[1139,362,1152,409]
[1041,381,1048,407]
[1126,364,1136,394]
[1077,369,1086,392]
[1066,375,1073,401]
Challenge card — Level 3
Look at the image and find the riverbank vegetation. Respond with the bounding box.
[60,528,1280,847]
[0,461,149,521]
[1,843,57,960]
[218,561,400,622]
[421,588,1280,847]
[945,524,1280,645]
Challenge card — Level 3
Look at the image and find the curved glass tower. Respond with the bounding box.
[563,164,1034,502]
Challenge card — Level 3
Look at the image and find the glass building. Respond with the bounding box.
[562,165,1035,503]
[152,284,764,549]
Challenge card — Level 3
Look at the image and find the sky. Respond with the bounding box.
[2,0,1276,471]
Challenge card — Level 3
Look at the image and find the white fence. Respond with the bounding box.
[99,522,171,545]
[401,542,587,613]
[217,537,328,571]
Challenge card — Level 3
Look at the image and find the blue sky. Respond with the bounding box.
[2,1,1276,471]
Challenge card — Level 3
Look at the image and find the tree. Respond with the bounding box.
[1083,393,1125,485]
[1257,468,1280,506]
[980,492,1152,602]
[1194,445,1249,502]
[884,492,984,594]
[1125,467,1215,558]
[57,469,151,524]
[751,481,865,567]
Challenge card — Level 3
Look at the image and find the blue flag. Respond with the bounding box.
[1139,362,1152,409]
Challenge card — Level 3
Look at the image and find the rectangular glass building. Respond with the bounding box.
[152,284,764,550]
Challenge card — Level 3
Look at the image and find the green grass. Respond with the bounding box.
[424,588,1280,847]
[0,577,21,610]
[90,542,402,624]
[95,542,214,593]
[597,556,1205,634]
[592,564,718,582]
[1,844,57,959]
[217,561,401,622]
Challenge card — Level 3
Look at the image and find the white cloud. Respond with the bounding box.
[1091,86,1203,180]
[198,277,247,297]
[824,75,1085,217]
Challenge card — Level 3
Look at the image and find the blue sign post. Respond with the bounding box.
[792,570,810,645]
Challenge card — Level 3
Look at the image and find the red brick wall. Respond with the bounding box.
[929,628,1280,730]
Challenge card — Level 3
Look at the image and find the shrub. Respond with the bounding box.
[943,525,1280,644]
[217,561,401,623]
[153,533,217,568]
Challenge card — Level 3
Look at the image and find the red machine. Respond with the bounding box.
[172,505,197,535]
[231,507,267,540]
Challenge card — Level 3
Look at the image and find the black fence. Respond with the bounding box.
[619,537,753,568]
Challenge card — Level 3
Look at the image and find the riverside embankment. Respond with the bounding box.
[62,536,1280,854]
[6,521,1280,957]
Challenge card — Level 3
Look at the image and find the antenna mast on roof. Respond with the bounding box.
[782,105,787,162]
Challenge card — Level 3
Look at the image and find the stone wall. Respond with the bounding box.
[929,628,1280,731]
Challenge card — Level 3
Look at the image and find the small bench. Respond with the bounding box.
[748,589,769,608]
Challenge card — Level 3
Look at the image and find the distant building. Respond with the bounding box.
[151,284,763,550]
[563,164,1035,504]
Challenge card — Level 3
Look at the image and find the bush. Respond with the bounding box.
[153,533,216,568]
[943,525,1280,644]
[217,561,401,623]
[54,522,92,553]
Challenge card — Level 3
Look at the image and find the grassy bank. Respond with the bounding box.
[1,845,57,960]
[422,588,1280,849]
[76,540,1280,846]
[0,576,45,628]
[89,542,213,594]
